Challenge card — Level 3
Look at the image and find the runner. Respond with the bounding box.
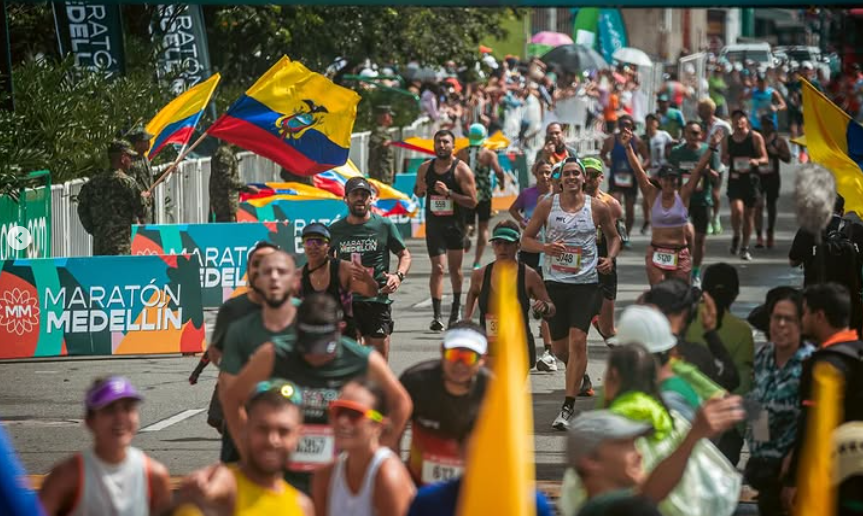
[299,222,378,339]
[39,377,172,516]
[218,250,299,463]
[311,379,415,516]
[464,221,555,368]
[521,157,621,430]
[697,98,732,236]
[398,322,490,486]
[620,127,723,285]
[222,293,412,494]
[723,110,768,261]
[785,69,804,162]
[668,121,722,288]
[509,159,557,371]
[180,381,314,516]
[582,157,623,345]
[414,130,478,330]
[754,114,791,249]
[328,177,412,359]
[746,73,786,132]
[456,123,505,270]
[656,93,686,140]
[640,114,675,234]
[600,115,645,242]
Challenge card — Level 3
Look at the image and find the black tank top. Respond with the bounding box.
[728,131,756,174]
[425,158,464,223]
[300,258,355,335]
[478,261,530,332]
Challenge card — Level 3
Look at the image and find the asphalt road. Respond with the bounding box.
[1,161,803,484]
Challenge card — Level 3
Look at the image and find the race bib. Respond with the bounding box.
[289,425,336,472]
[752,409,770,443]
[551,246,583,273]
[421,454,464,484]
[758,164,774,175]
[733,157,752,172]
[485,314,498,342]
[651,249,679,271]
[614,172,633,187]
[429,195,454,216]
[730,172,740,180]
[678,161,697,172]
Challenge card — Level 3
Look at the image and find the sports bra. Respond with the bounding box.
[651,192,688,229]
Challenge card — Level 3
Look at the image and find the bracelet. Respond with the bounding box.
[396,271,405,282]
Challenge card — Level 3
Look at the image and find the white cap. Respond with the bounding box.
[443,328,488,355]
[802,61,814,70]
[615,305,677,354]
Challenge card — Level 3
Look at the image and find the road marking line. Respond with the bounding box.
[413,295,450,309]
[139,409,205,433]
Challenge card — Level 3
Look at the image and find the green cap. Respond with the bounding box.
[489,226,520,243]
[374,105,395,116]
[108,139,138,156]
[582,157,604,175]
[127,124,154,141]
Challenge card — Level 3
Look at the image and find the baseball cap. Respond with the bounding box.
[468,123,488,146]
[108,139,138,157]
[489,225,520,243]
[582,157,604,176]
[296,294,343,355]
[657,164,681,178]
[567,410,653,467]
[657,93,670,102]
[643,278,700,315]
[85,376,143,411]
[802,61,814,70]
[302,222,331,241]
[443,327,488,355]
[615,305,677,354]
[834,422,863,483]
[345,176,374,196]
[702,263,739,302]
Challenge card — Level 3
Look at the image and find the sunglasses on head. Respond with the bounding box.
[329,399,384,423]
[251,380,300,403]
[444,348,481,366]
[303,237,329,247]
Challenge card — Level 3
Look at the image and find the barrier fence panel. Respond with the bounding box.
[0,170,53,260]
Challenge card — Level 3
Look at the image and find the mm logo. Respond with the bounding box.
[0,288,41,336]
[5,305,33,318]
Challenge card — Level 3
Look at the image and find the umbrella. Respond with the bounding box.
[531,31,574,47]
[612,47,653,67]
[541,44,607,74]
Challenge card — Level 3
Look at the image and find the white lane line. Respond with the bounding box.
[413,295,450,309]
[139,409,205,433]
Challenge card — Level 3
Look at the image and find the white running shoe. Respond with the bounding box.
[740,248,753,261]
[552,405,576,431]
[536,349,558,372]
[691,275,702,289]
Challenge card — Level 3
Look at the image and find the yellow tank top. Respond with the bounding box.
[228,464,304,516]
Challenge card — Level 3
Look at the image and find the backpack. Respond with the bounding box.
[812,220,862,288]
[817,340,863,422]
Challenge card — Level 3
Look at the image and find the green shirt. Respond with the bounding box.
[668,142,717,207]
[577,489,636,516]
[660,376,702,415]
[685,310,755,395]
[328,213,406,304]
[219,311,297,375]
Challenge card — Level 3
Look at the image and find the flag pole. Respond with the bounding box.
[147,131,209,194]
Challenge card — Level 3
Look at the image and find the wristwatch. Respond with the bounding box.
[396,271,406,282]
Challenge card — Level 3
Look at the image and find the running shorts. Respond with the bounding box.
[727,172,761,208]
[464,199,492,224]
[598,263,618,301]
[758,172,780,203]
[425,220,466,257]
[544,282,601,340]
[352,301,394,338]
[689,203,711,235]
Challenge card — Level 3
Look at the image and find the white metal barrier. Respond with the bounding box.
[50,117,434,258]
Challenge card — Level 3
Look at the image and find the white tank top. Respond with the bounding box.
[327,447,394,516]
[544,194,598,284]
[70,447,150,516]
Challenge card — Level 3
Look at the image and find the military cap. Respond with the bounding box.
[374,105,395,116]
[127,124,154,142]
[108,139,138,156]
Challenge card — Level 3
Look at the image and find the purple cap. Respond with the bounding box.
[85,376,143,411]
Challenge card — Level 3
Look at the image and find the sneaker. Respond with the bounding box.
[740,247,753,261]
[552,405,576,431]
[730,236,740,255]
[707,221,715,235]
[755,236,765,249]
[691,275,702,290]
[591,317,616,347]
[536,349,558,372]
[447,311,460,329]
[622,240,633,250]
[472,262,481,270]
[640,222,650,236]
[767,232,775,249]
[429,318,444,331]
[579,374,595,397]
[713,218,723,235]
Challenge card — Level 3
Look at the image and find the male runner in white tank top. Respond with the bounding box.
[39,377,172,516]
[522,158,621,430]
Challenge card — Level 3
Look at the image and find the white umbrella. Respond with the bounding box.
[613,47,653,67]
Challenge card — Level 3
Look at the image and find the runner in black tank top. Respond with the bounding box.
[723,110,767,261]
[464,221,555,371]
[415,130,478,331]
[754,114,790,250]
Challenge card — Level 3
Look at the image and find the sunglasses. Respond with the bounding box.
[329,399,384,423]
[444,348,481,366]
[303,237,329,247]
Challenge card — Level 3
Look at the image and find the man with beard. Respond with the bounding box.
[415,130,478,331]
[328,177,412,359]
[533,122,579,164]
[218,250,298,463]
[723,110,767,261]
[180,380,314,516]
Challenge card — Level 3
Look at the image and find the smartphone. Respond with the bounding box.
[351,253,362,265]
[741,398,762,423]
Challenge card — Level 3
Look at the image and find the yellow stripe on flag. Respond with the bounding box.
[801,79,863,216]
[457,262,536,516]
[793,361,844,516]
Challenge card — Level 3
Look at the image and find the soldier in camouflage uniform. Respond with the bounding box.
[127,125,156,223]
[77,140,148,255]
[209,141,258,222]
[368,105,396,185]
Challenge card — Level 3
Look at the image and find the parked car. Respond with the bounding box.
[720,42,776,73]
[774,45,832,80]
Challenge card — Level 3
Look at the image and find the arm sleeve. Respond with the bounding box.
[703,330,741,393]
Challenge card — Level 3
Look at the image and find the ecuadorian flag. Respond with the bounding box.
[208,56,360,176]
[146,74,221,159]
[802,79,863,216]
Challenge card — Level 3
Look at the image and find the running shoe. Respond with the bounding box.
[622,240,633,250]
[536,349,558,372]
[730,236,740,255]
[691,274,702,290]
[640,222,650,235]
[740,247,753,261]
[447,311,460,329]
[429,318,445,331]
[713,218,723,235]
[591,316,616,347]
[755,235,765,249]
[767,232,775,249]
[552,405,576,431]
[579,374,595,397]
[472,262,481,270]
